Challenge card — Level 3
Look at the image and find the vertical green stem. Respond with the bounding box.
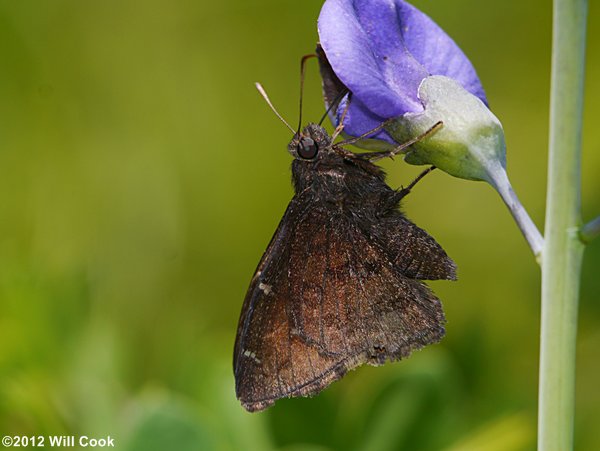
[539,0,587,449]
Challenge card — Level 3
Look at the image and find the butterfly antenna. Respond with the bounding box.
[255,82,295,134]
[318,88,348,126]
[297,54,317,133]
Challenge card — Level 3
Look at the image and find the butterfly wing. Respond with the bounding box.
[234,199,445,412]
[369,213,457,281]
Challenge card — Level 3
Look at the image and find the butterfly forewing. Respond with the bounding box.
[234,199,446,412]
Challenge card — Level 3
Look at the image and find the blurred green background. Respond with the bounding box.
[0,1,598,450]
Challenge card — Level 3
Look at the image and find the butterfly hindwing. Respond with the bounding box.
[368,213,457,281]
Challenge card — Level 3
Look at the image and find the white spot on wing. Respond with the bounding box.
[242,349,261,364]
[258,282,272,295]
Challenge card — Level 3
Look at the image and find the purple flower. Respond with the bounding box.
[316,0,543,257]
[317,0,487,144]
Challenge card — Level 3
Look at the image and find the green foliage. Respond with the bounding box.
[0,0,599,449]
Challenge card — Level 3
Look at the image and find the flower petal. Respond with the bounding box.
[396,1,487,104]
[316,44,396,145]
[340,94,396,145]
[318,0,488,142]
[318,0,427,118]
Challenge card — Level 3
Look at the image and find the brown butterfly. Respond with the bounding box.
[233,53,456,413]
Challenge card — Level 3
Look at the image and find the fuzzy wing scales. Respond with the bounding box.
[234,201,446,412]
[369,213,457,281]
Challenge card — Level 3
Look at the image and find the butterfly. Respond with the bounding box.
[233,52,456,412]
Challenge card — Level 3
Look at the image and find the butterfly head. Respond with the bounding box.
[288,123,333,161]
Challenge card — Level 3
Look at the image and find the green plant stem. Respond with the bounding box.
[539,0,588,449]
[486,162,544,258]
[580,215,600,243]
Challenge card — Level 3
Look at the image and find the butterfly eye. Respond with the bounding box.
[297,137,319,159]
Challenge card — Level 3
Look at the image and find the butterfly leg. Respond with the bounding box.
[397,165,436,198]
[380,166,436,213]
[335,115,394,147]
[366,121,443,162]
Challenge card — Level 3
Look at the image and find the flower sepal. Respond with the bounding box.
[386,75,506,183]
